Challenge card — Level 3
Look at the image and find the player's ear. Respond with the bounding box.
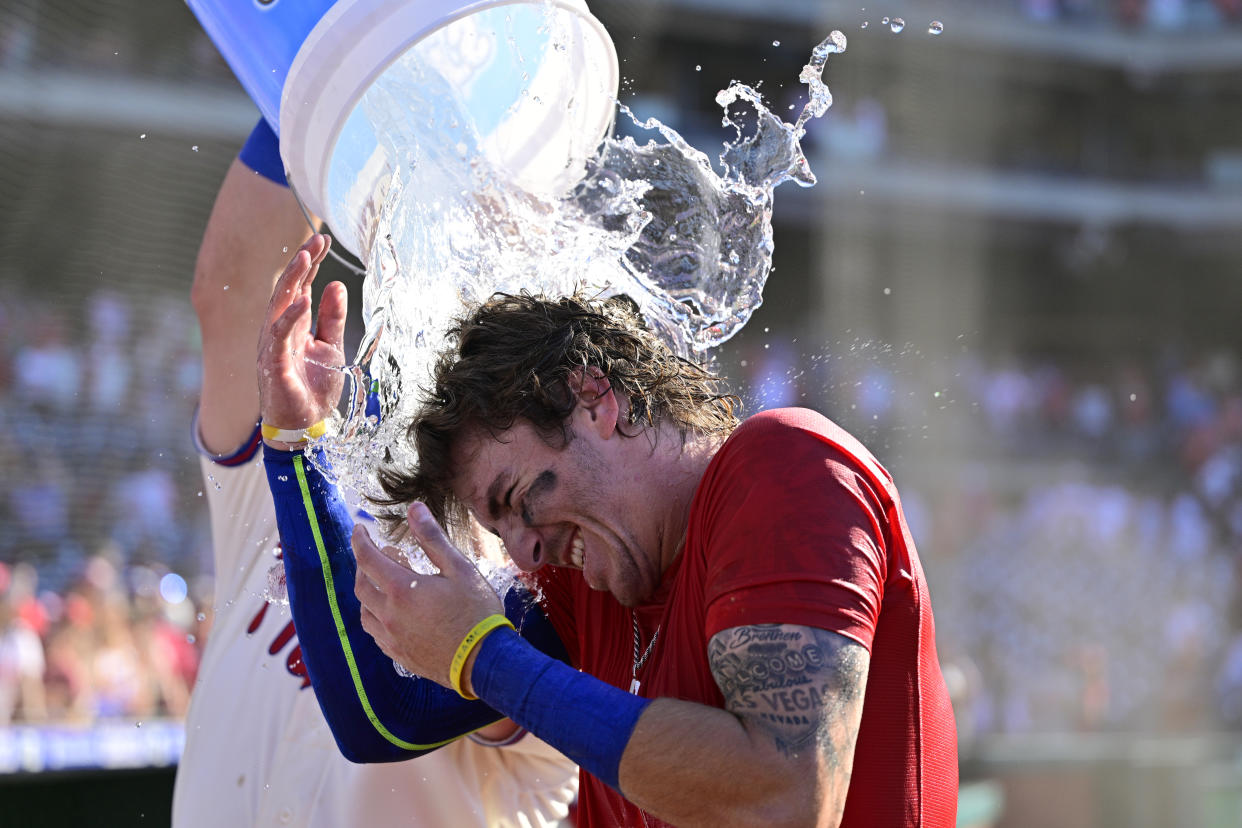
[567,366,618,439]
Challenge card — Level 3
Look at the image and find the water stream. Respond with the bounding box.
[315,29,848,561]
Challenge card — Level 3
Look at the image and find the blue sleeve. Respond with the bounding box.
[238,118,287,186]
[263,446,569,763]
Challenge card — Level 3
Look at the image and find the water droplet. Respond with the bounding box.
[1129,393,1137,402]
[890,17,905,32]
[222,285,229,291]
[883,287,892,295]
[861,21,869,28]
[695,65,701,71]
[772,40,781,47]
[929,20,944,35]
[187,634,196,644]
[191,145,199,152]
[882,16,889,24]
[282,246,289,253]
[135,721,143,728]
[139,133,147,139]
[763,327,770,333]
[197,491,203,497]
[197,613,206,622]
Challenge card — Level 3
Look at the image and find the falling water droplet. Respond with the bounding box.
[695,65,702,71]
[929,20,944,35]
[882,16,889,24]
[191,145,199,152]
[772,40,781,47]
[890,17,905,32]
[197,613,206,622]
[861,21,869,28]
[187,634,197,644]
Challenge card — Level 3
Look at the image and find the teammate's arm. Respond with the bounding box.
[265,446,572,762]
[192,121,313,455]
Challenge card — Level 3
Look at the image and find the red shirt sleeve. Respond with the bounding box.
[696,410,893,651]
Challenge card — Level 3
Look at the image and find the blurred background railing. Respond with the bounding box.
[2,0,1242,825]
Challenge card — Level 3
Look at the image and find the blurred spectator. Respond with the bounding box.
[0,563,47,724]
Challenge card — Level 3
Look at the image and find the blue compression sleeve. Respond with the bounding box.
[238,118,287,186]
[263,446,569,763]
[472,627,652,790]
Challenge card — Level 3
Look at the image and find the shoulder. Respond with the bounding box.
[708,408,891,492]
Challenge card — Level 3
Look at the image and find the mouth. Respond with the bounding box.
[569,528,584,570]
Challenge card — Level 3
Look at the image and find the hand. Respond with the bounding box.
[257,234,346,442]
[353,502,504,692]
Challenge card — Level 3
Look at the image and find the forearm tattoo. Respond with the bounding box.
[709,624,868,762]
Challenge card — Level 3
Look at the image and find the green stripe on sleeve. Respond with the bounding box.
[292,454,457,752]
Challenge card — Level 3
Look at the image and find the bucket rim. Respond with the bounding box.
[279,0,619,258]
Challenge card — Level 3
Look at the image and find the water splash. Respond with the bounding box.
[317,32,847,549]
[263,561,288,606]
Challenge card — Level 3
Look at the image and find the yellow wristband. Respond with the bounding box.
[450,614,515,700]
[261,420,327,443]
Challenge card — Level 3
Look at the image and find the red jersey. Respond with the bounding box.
[533,408,958,827]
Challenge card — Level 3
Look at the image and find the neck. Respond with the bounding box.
[644,424,725,578]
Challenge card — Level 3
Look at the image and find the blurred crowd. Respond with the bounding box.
[0,289,207,585]
[1019,0,1242,27]
[0,288,210,727]
[0,556,205,726]
[4,275,1242,743]
[737,339,1242,744]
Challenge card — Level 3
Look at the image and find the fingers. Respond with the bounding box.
[268,234,329,314]
[315,281,348,351]
[352,524,409,590]
[268,294,311,354]
[407,502,465,573]
[269,238,318,312]
[298,234,331,295]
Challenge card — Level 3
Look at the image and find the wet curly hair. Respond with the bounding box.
[373,291,740,536]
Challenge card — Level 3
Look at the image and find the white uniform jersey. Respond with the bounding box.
[172,435,576,828]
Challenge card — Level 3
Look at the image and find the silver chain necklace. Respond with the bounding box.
[629,610,661,694]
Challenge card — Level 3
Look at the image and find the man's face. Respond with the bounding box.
[451,407,663,607]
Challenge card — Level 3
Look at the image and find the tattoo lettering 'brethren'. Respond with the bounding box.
[708,623,869,761]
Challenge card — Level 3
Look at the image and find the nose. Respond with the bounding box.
[500,523,545,573]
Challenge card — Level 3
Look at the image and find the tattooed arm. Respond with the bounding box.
[616,623,869,828]
[710,624,868,823]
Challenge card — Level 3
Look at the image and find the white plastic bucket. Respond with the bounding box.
[189,0,618,259]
